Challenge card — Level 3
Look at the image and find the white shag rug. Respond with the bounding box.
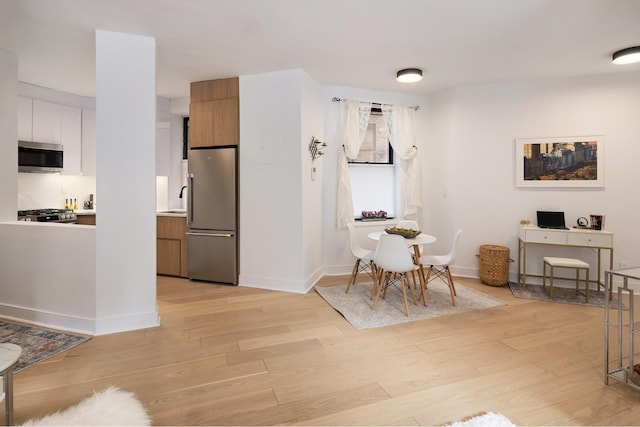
[446,411,516,427]
[22,386,150,426]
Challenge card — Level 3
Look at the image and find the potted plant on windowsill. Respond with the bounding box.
[361,210,387,221]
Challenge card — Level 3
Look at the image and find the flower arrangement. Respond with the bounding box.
[361,210,387,219]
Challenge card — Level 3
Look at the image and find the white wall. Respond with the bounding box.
[433,71,640,280]
[322,71,640,283]
[239,69,324,293]
[300,71,324,283]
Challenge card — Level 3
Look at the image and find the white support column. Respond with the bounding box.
[0,49,18,222]
[95,30,159,334]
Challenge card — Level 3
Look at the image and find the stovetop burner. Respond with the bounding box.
[18,208,77,223]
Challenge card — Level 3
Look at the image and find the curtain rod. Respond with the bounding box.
[331,97,419,111]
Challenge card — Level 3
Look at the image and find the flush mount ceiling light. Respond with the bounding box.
[612,46,640,65]
[396,68,423,83]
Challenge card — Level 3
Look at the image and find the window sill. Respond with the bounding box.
[353,218,397,227]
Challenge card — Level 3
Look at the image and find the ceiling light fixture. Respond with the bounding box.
[396,68,423,83]
[612,46,640,65]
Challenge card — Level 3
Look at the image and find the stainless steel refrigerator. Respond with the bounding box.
[187,146,238,284]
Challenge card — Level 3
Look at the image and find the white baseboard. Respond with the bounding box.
[0,302,96,335]
[0,302,160,336]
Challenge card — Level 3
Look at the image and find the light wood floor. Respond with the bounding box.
[10,275,640,426]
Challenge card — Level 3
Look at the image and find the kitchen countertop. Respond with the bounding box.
[73,209,187,217]
[156,210,187,217]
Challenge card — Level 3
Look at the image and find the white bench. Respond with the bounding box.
[542,256,590,302]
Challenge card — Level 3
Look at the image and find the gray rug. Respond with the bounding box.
[508,281,619,308]
[315,281,506,330]
[0,320,91,372]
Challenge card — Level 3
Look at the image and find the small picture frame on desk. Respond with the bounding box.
[515,135,605,188]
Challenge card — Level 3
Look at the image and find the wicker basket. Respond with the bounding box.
[478,245,511,286]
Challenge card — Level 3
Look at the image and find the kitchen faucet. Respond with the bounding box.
[179,185,187,198]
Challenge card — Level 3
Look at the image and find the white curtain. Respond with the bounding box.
[382,104,422,221]
[336,100,372,229]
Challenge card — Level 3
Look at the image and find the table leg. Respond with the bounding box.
[4,369,12,426]
[518,238,522,285]
[604,271,610,384]
[522,240,528,289]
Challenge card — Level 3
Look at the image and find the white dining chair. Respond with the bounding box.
[372,233,420,316]
[419,229,462,306]
[396,219,423,264]
[345,222,376,294]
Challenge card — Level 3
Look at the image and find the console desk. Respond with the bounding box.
[518,225,613,290]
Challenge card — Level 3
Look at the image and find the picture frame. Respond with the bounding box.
[515,135,604,188]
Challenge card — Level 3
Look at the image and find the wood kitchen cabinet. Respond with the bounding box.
[157,215,188,277]
[76,214,96,225]
[189,77,239,148]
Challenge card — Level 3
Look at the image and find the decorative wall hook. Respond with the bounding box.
[308,136,327,161]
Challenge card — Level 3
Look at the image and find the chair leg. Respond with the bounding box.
[345,259,360,294]
[421,267,433,304]
[445,266,456,306]
[382,272,391,300]
[410,270,418,294]
[449,267,457,296]
[406,273,418,305]
[585,268,589,303]
[549,265,554,300]
[400,275,410,316]
[371,272,389,310]
[369,263,379,300]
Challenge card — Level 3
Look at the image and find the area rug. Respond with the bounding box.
[445,411,516,427]
[0,320,91,372]
[508,281,619,308]
[315,281,506,330]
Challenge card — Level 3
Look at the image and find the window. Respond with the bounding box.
[348,109,396,219]
[348,111,393,164]
[183,117,189,159]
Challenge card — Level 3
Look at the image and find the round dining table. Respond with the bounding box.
[368,231,437,304]
[367,231,437,250]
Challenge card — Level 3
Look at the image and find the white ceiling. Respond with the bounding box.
[2,0,640,100]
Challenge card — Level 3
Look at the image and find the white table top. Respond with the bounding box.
[0,344,21,371]
[368,231,437,245]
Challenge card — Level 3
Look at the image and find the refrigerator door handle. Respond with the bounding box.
[186,232,234,238]
[187,172,194,226]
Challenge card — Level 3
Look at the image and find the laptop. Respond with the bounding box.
[536,211,569,230]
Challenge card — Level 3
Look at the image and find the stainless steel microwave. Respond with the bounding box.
[18,141,64,173]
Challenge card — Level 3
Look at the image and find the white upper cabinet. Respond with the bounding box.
[32,100,62,144]
[18,96,33,141]
[60,105,82,175]
[81,109,96,176]
[29,99,82,175]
